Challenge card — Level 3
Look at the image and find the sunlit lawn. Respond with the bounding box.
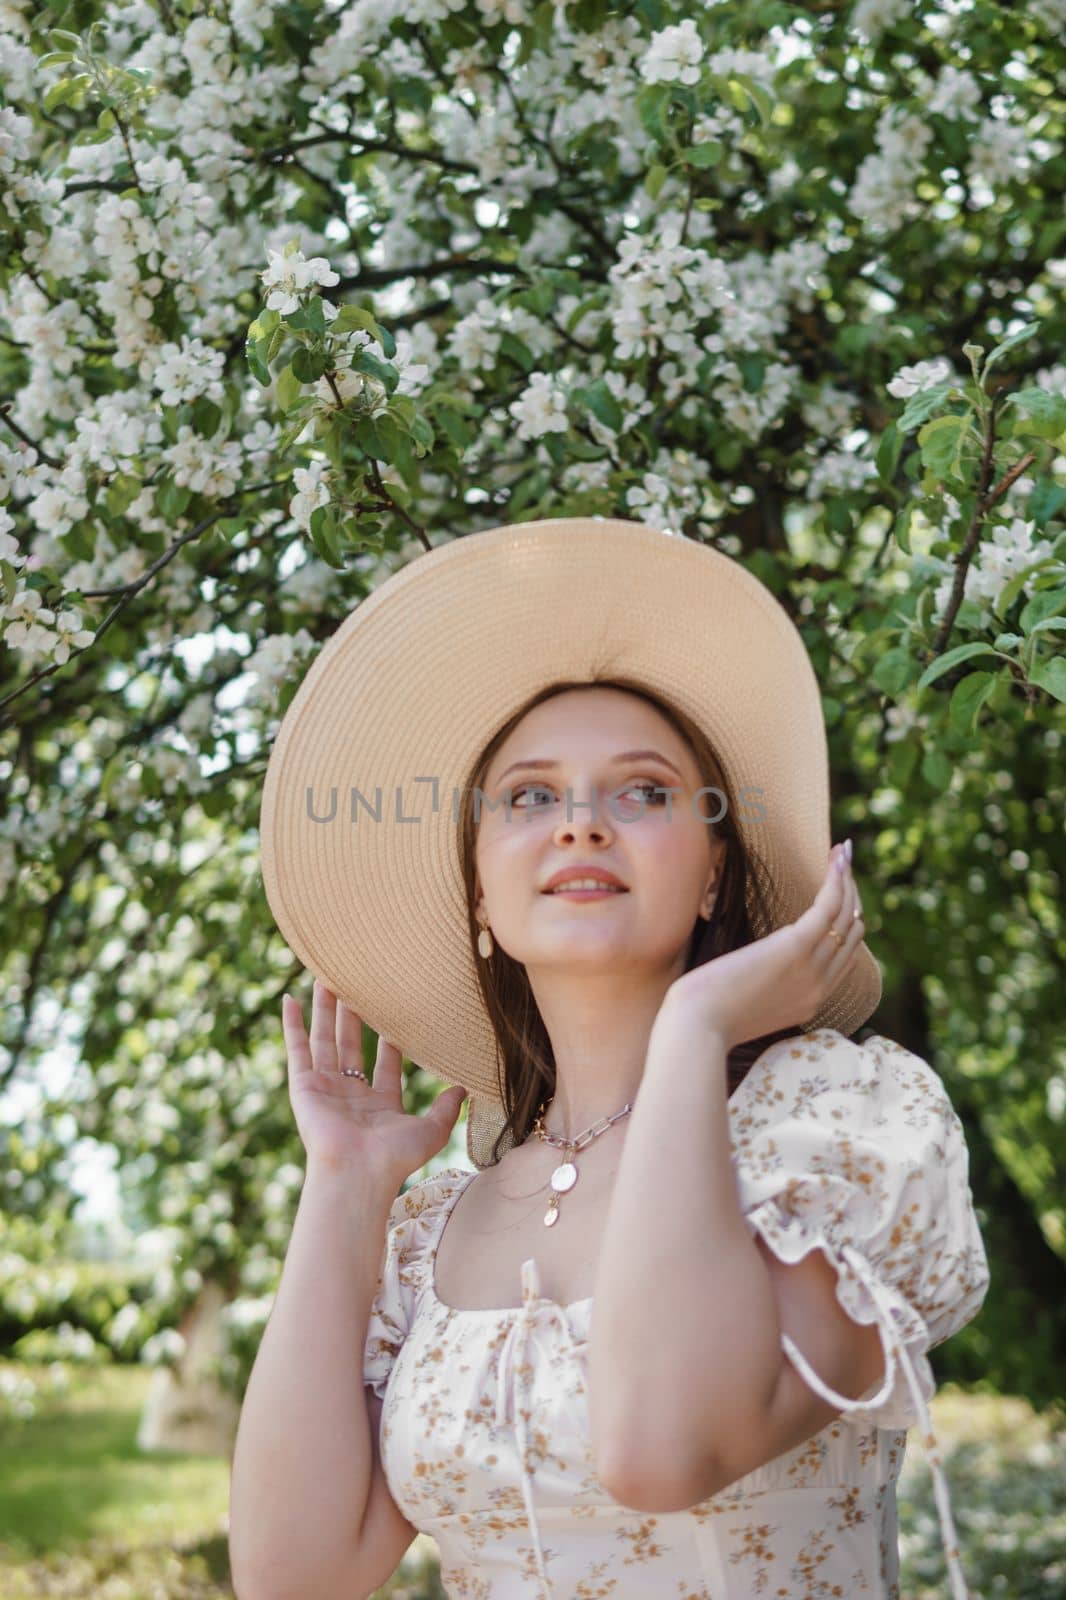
[0,1361,1061,1598]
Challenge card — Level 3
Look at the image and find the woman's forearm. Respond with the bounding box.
[228,1159,397,1600]
[589,1000,783,1498]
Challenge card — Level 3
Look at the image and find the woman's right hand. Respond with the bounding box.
[282,977,469,1185]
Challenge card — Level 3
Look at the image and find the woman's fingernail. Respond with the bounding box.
[844,837,853,864]
[835,847,847,874]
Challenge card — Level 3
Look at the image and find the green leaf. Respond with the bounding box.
[982,320,1040,379]
[645,163,669,199]
[993,556,1062,620]
[156,477,191,518]
[352,348,399,391]
[275,364,304,412]
[576,377,623,432]
[286,297,327,336]
[64,523,96,561]
[104,474,142,517]
[727,72,774,126]
[1028,654,1066,702]
[245,329,271,385]
[821,694,843,727]
[896,380,955,434]
[1019,588,1066,633]
[437,408,475,448]
[308,505,347,569]
[875,420,902,485]
[566,291,606,334]
[872,648,913,695]
[921,746,954,790]
[72,125,115,147]
[1027,615,1066,639]
[826,497,852,537]
[917,413,971,480]
[916,642,1001,690]
[332,304,392,356]
[43,77,85,113]
[409,413,435,452]
[637,82,671,144]
[892,502,913,554]
[199,786,229,819]
[291,346,329,383]
[247,308,280,343]
[356,412,404,461]
[948,670,996,734]
[682,141,724,168]
[1004,385,1066,441]
[884,736,919,788]
[1027,478,1066,527]
[191,397,221,439]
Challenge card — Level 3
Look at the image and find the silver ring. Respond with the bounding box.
[340,1067,369,1080]
[852,907,861,921]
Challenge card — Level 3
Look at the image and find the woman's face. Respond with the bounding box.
[474,687,724,979]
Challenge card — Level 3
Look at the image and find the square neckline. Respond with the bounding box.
[424,1030,851,1317]
[425,1165,596,1317]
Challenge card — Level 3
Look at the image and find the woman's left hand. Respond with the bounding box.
[656,841,866,1054]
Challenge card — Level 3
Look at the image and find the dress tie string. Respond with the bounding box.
[495,1258,570,1600]
[779,1241,974,1600]
[495,1243,973,1600]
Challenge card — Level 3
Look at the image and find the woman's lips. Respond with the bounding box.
[543,888,628,900]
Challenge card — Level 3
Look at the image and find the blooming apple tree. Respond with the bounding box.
[0,0,1064,1411]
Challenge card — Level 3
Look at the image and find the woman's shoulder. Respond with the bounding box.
[729,1025,962,1134]
[387,1163,473,1230]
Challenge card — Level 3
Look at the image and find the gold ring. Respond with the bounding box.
[827,926,845,946]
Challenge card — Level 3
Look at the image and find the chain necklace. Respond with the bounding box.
[528,1097,633,1226]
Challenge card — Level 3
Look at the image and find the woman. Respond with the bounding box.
[233,516,990,1600]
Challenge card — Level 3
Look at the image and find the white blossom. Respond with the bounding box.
[52,606,95,665]
[933,518,1059,615]
[508,371,569,440]
[885,702,928,743]
[260,246,339,315]
[640,19,704,86]
[244,628,316,704]
[149,334,227,407]
[850,0,909,42]
[887,358,956,400]
[289,460,331,530]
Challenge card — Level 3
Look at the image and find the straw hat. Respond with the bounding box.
[259,515,881,1170]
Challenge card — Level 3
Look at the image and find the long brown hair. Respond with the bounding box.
[457,677,825,1168]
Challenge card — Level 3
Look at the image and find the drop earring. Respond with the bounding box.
[477,919,494,958]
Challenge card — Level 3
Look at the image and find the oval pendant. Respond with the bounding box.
[550,1161,578,1193]
[544,1205,559,1226]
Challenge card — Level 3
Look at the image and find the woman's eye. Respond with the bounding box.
[511,785,554,807]
[511,781,667,807]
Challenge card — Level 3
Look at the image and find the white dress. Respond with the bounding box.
[363,1028,991,1599]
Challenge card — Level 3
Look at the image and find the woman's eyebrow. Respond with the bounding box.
[494,749,683,782]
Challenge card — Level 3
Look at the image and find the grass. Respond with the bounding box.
[0,1360,442,1599]
[0,1361,1062,1598]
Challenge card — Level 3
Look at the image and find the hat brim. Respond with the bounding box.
[259,516,882,1170]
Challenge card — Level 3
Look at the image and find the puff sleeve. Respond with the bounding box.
[362,1166,467,1401]
[730,1028,990,1599]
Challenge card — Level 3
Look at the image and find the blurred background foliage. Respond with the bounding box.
[1,0,1064,1592]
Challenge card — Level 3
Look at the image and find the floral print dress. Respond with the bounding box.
[363,1029,990,1599]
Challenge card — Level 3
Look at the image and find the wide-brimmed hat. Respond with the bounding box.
[259,515,881,1170]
